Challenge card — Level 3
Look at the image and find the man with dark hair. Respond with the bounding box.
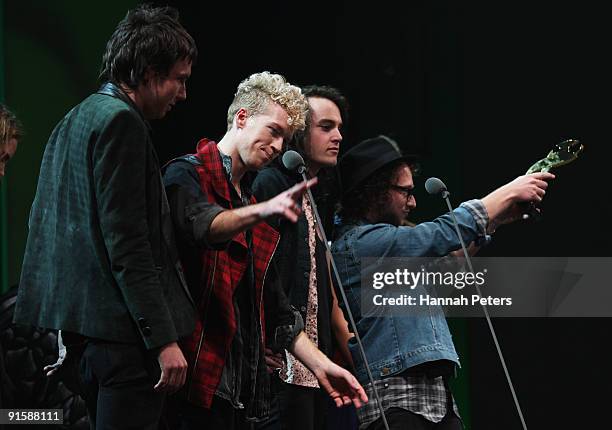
[332,135,555,430]
[286,85,347,231]
[14,5,197,429]
[0,103,22,178]
[163,73,366,429]
[252,84,353,430]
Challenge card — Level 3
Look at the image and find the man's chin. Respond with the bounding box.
[148,111,167,121]
[246,158,269,172]
[314,157,338,169]
[377,212,403,226]
[261,154,279,168]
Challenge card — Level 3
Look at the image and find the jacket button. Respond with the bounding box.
[142,326,152,337]
[300,306,307,313]
[303,272,309,278]
[137,317,147,327]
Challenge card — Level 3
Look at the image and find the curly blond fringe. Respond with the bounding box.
[0,104,22,146]
[226,71,308,133]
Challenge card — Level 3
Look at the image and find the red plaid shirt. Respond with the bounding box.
[180,139,279,408]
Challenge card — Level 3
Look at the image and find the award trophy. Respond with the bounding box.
[524,138,584,220]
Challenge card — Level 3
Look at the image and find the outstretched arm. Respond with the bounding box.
[208,178,317,243]
[481,172,555,228]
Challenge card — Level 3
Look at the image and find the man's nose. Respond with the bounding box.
[177,83,187,101]
[407,195,416,210]
[332,128,342,143]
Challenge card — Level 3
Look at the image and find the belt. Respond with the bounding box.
[402,360,455,379]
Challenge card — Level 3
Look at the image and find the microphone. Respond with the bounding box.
[424,177,449,199]
[282,150,306,174]
[425,176,472,277]
[425,177,529,430]
[284,149,391,430]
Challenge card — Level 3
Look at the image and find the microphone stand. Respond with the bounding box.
[440,190,528,430]
[296,165,390,430]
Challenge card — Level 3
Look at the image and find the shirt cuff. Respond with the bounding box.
[273,307,304,352]
[186,202,228,250]
[460,199,492,246]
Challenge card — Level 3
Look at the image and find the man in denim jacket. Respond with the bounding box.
[331,135,554,429]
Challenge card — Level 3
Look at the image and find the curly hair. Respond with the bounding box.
[339,159,409,222]
[0,103,23,146]
[98,4,197,88]
[226,72,309,134]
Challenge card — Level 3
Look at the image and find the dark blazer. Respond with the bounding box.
[14,83,195,350]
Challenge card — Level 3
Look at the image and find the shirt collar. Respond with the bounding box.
[217,147,252,201]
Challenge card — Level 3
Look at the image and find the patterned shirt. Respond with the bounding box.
[356,374,459,429]
[281,195,320,388]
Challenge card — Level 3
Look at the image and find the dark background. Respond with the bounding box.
[3,1,611,428]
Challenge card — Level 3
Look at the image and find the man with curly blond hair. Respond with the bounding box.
[162,71,367,429]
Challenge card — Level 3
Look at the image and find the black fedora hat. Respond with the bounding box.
[339,135,417,193]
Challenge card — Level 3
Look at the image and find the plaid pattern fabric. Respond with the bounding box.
[356,375,460,429]
[180,139,279,409]
[461,199,488,233]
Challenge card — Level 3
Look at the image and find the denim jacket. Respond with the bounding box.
[331,201,487,384]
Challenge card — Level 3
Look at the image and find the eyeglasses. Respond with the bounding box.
[390,185,415,198]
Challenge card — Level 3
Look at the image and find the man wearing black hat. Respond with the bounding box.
[331,135,554,429]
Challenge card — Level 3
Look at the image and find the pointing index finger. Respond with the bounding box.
[288,177,318,199]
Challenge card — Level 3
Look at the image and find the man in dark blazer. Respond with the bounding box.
[13,5,198,429]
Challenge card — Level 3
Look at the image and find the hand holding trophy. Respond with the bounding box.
[523,139,584,220]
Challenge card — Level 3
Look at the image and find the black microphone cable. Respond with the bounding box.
[283,150,391,430]
[425,177,528,430]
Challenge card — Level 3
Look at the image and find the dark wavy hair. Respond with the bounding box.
[339,159,412,223]
[98,4,197,88]
[290,85,349,155]
[286,85,349,232]
[0,103,23,146]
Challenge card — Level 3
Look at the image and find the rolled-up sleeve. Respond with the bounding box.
[163,161,227,250]
[272,307,304,352]
[460,199,488,235]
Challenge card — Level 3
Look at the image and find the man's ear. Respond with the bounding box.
[235,108,249,129]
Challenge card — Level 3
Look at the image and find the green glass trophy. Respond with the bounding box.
[526,139,584,174]
[524,139,584,219]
